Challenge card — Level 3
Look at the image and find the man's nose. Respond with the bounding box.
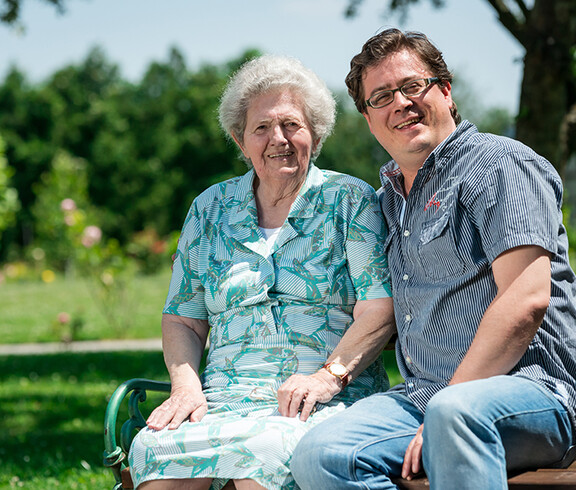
[392,89,413,108]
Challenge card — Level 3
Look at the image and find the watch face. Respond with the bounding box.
[329,363,347,376]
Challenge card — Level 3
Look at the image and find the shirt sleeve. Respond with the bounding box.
[465,148,563,263]
[162,200,208,319]
[343,182,393,301]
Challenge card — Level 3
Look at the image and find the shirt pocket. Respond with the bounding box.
[417,212,465,281]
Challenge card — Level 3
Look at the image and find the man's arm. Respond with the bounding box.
[449,244,551,384]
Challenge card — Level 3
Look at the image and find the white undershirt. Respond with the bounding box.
[259,226,282,256]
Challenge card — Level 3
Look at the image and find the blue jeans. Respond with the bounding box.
[291,376,574,490]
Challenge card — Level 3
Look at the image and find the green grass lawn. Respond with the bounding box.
[0,351,170,489]
[0,270,172,344]
[0,349,401,489]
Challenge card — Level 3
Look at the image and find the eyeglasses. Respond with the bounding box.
[365,78,439,109]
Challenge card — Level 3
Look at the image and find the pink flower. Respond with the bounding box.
[151,240,167,254]
[57,312,71,324]
[60,199,77,212]
[81,225,102,248]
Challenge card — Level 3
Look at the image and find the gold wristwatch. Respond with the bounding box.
[322,361,350,388]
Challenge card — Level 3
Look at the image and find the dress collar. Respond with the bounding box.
[229,163,323,227]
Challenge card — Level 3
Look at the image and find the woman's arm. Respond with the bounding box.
[145,313,210,430]
[277,297,396,421]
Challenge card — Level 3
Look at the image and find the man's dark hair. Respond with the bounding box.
[345,28,461,124]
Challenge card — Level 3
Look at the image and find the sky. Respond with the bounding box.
[0,0,525,112]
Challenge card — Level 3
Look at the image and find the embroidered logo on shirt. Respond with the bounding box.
[424,193,441,212]
[423,177,459,214]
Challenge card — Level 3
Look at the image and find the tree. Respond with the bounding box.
[0,67,60,253]
[345,0,576,179]
[0,135,20,247]
[1,0,65,24]
[320,94,389,190]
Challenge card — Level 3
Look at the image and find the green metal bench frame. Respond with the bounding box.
[103,378,171,490]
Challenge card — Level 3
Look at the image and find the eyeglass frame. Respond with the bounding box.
[365,77,440,109]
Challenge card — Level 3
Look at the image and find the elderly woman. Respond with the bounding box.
[129,54,395,490]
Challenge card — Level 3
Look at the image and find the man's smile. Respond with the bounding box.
[395,117,423,130]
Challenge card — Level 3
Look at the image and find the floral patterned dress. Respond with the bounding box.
[129,164,392,489]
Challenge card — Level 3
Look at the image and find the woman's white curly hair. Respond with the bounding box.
[218,54,337,164]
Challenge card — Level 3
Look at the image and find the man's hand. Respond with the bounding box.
[277,370,342,421]
[146,386,207,430]
[402,424,424,480]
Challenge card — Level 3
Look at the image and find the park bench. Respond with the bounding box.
[103,378,576,489]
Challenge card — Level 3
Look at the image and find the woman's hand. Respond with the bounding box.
[277,370,342,421]
[402,424,424,480]
[146,386,208,431]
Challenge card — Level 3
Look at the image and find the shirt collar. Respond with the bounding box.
[379,120,477,196]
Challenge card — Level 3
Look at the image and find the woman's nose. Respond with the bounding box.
[270,125,288,144]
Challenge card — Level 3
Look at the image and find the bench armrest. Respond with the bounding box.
[103,378,171,489]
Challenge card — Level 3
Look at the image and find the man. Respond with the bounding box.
[290,28,576,489]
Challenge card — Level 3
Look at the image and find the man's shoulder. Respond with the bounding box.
[456,122,538,160]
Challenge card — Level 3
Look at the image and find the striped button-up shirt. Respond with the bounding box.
[379,120,576,430]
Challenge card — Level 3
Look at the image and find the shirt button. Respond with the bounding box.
[408,382,414,388]
[405,314,412,322]
[403,230,410,237]
[262,315,267,322]
[403,274,409,281]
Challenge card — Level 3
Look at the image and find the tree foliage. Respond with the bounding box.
[344,0,576,178]
[0,47,252,263]
[0,0,65,24]
[0,135,19,240]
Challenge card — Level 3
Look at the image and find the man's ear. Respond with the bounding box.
[362,111,375,136]
[439,81,453,102]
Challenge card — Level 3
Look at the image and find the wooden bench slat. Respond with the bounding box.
[122,465,576,490]
[121,468,134,489]
[394,461,576,490]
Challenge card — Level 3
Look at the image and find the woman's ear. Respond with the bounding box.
[231,133,248,158]
[313,137,321,153]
